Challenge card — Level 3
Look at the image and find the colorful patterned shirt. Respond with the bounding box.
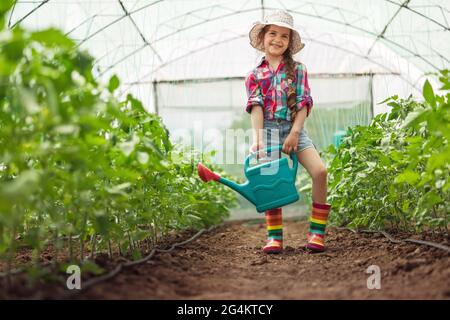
[245,56,313,121]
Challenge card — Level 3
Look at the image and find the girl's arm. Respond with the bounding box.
[291,62,313,135]
[245,71,265,153]
[250,105,264,152]
[290,106,307,135]
[282,64,313,154]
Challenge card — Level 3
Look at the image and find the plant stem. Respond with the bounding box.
[53,231,58,267]
[80,237,84,262]
[118,241,123,256]
[153,222,158,245]
[90,234,97,260]
[80,209,88,262]
[127,231,134,255]
[69,233,73,262]
[108,240,113,259]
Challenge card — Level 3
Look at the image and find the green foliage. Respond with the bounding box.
[326,71,450,232]
[0,7,237,270]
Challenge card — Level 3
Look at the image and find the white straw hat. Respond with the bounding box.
[249,10,305,54]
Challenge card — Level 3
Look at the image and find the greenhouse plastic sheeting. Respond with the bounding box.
[8,0,450,152]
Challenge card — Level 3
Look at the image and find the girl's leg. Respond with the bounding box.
[295,147,332,252]
[296,147,327,203]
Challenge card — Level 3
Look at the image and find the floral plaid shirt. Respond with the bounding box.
[245,56,313,121]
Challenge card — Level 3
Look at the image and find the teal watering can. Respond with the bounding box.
[197,145,299,212]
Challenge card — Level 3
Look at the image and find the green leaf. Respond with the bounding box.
[142,137,164,159]
[422,191,442,209]
[92,210,109,236]
[118,135,140,157]
[127,94,145,113]
[0,54,16,75]
[435,179,445,189]
[19,87,41,114]
[54,124,79,135]
[0,0,15,16]
[137,151,149,164]
[377,95,398,105]
[1,170,40,199]
[187,214,202,221]
[402,110,425,128]
[106,182,131,196]
[439,83,450,90]
[423,80,436,108]
[108,75,120,93]
[394,170,420,185]
[426,152,447,172]
[132,230,149,242]
[30,28,75,48]
[1,30,26,61]
[387,101,400,109]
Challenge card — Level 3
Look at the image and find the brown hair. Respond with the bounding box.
[257,25,298,121]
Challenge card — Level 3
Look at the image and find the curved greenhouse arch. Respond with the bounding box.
[9,1,449,74]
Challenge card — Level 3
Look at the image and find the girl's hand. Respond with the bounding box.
[249,140,266,159]
[282,131,299,155]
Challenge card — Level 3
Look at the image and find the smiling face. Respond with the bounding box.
[263,25,291,58]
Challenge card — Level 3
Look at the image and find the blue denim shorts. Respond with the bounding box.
[262,118,316,159]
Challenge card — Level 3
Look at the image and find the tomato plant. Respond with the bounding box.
[0,1,237,274]
[327,72,449,232]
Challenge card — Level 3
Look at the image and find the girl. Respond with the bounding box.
[245,10,331,254]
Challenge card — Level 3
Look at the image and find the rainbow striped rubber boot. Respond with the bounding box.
[263,208,283,254]
[306,202,331,252]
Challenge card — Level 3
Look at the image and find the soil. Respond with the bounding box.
[1,219,449,299]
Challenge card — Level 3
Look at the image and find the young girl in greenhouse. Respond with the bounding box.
[245,10,331,254]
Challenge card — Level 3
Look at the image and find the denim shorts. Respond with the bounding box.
[262,118,316,159]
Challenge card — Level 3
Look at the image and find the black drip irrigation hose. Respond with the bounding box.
[69,224,219,296]
[336,227,450,253]
[0,261,53,278]
[0,224,219,297]
[0,236,80,278]
[0,267,27,278]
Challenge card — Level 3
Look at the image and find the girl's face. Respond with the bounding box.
[263,25,291,57]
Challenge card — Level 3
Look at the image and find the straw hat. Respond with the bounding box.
[249,10,305,54]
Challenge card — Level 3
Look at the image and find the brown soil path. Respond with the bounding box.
[77,219,450,300]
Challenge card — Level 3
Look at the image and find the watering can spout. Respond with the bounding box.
[197,162,220,182]
[197,163,256,205]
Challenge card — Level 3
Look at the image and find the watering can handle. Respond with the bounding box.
[245,145,298,174]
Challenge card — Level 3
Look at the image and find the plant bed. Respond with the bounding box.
[2,220,448,299]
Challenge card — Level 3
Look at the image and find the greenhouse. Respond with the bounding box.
[0,0,449,301]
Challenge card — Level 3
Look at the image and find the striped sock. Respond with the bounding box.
[263,208,282,254]
[306,202,331,252]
